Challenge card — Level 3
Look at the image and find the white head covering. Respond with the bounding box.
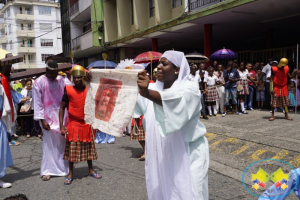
[156,50,190,91]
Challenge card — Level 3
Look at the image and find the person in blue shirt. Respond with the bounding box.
[222,61,241,117]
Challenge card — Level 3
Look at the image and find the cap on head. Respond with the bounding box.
[278,58,288,68]
[71,65,85,76]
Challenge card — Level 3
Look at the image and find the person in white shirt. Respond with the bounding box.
[188,65,200,83]
[237,62,254,114]
[259,58,273,110]
[214,64,225,114]
[204,67,220,116]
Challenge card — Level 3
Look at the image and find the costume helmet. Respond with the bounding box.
[278,58,288,68]
[71,65,85,76]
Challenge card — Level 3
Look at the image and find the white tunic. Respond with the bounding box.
[134,81,209,200]
[33,75,70,176]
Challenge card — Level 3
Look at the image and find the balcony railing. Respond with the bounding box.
[18,11,34,15]
[19,44,35,47]
[188,0,223,12]
[18,27,33,31]
[72,36,81,50]
[70,1,79,16]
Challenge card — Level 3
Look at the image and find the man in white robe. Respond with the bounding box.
[33,60,70,180]
[135,51,209,200]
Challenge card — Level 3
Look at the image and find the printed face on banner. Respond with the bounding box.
[95,77,122,122]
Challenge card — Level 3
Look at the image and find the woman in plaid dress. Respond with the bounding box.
[237,62,254,114]
[59,65,100,185]
[204,67,220,116]
[130,116,146,161]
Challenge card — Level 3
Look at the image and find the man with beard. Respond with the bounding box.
[33,60,70,181]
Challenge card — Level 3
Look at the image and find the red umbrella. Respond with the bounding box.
[134,51,163,64]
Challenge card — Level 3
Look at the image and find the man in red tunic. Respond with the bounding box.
[269,58,293,121]
[59,65,101,185]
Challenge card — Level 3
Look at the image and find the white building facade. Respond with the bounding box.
[0,0,62,69]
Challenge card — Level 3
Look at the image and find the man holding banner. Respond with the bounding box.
[59,65,100,185]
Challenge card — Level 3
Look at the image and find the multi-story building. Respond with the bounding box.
[60,0,104,67]
[61,0,300,67]
[0,0,62,69]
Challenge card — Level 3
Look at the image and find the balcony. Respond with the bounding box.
[18,44,36,53]
[71,30,93,52]
[16,28,35,38]
[16,61,38,69]
[15,11,34,21]
[70,0,91,21]
[188,0,224,12]
[0,36,7,44]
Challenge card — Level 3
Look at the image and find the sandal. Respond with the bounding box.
[139,154,145,161]
[42,175,51,181]
[269,117,275,121]
[64,178,73,185]
[89,173,102,179]
[285,116,293,121]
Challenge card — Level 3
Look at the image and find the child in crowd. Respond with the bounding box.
[256,69,265,110]
[199,70,208,119]
[288,81,296,112]
[204,67,219,116]
[215,64,225,114]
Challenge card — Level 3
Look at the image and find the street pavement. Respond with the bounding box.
[1,110,300,200]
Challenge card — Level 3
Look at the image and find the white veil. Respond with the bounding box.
[155,50,190,92]
[144,51,198,200]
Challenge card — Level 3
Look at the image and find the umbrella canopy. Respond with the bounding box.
[134,51,163,64]
[0,48,15,59]
[87,60,117,69]
[211,48,238,59]
[185,52,209,63]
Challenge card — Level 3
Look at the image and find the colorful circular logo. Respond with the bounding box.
[242,159,299,199]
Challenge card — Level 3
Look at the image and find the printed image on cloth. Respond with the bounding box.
[95,78,122,122]
[85,69,141,137]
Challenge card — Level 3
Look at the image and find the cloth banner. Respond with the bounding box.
[85,69,141,137]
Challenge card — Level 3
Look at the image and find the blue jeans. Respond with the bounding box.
[224,87,238,106]
[244,85,254,109]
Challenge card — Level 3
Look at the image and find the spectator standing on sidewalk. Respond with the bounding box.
[222,61,241,117]
[244,62,256,110]
[259,58,273,110]
[215,64,225,114]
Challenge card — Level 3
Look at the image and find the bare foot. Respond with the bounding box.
[42,175,51,181]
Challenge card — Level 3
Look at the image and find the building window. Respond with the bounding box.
[149,0,154,17]
[173,0,182,8]
[39,6,51,15]
[131,0,134,25]
[41,54,54,61]
[41,39,53,47]
[40,23,52,32]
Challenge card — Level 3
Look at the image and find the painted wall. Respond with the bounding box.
[92,0,104,47]
[103,0,117,42]
[116,0,131,38]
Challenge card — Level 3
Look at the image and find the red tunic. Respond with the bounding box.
[66,86,92,142]
[272,65,289,97]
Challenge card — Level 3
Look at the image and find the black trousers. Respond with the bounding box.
[265,82,271,110]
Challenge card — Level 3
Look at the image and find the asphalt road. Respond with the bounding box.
[1,109,299,200]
